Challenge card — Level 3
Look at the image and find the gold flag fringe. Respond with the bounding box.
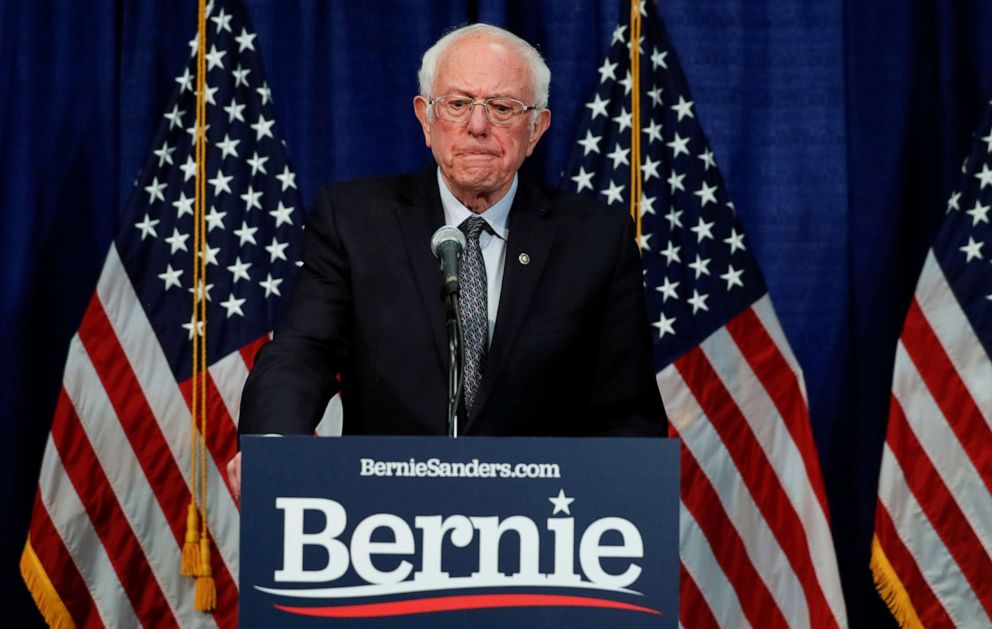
[870,535,924,628]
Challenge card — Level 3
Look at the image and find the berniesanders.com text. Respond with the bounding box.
[359,457,561,479]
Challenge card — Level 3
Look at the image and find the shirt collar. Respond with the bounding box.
[436,168,515,239]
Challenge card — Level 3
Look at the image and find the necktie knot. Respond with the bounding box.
[459,216,492,241]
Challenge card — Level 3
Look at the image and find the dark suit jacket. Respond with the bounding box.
[239,167,666,437]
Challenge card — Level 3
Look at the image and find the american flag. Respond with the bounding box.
[17,1,322,625]
[562,2,848,626]
[871,99,992,626]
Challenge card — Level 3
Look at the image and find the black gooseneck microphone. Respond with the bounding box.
[431,226,467,297]
[430,226,467,437]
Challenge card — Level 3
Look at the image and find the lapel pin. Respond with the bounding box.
[518,253,531,265]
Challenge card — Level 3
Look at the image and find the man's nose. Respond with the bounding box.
[466,103,491,135]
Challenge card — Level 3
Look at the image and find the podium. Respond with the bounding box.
[239,436,680,628]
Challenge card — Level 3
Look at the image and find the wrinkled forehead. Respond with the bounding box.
[435,35,534,100]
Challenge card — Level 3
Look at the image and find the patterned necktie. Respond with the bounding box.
[458,216,493,415]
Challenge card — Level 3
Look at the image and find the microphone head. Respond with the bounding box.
[430,226,466,257]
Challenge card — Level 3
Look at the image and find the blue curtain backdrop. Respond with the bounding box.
[3,0,992,625]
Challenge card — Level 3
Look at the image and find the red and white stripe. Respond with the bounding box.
[873,250,992,626]
[658,295,847,628]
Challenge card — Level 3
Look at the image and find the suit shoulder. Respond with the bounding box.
[313,172,420,215]
[537,183,631,230]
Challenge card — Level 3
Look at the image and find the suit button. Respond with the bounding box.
[518,253,531,265]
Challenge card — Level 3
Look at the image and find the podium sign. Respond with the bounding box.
[240,436,679,628]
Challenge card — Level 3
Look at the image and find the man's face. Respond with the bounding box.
[414,34,551,208]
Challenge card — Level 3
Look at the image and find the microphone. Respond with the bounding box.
[431,226,466,297]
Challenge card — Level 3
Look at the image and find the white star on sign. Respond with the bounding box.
[144,177,167,203]
[266,237,289,262]
[158,264,183,290]
[549,489,575,515]
[216,133,240,159]
[607,145,630,169]
[205,44,226,71]
[165,228,190,254]
[656,276,679,302]
[691,217,715,242]
[134,214,160,240]
[234,221,258,246]
[721,265,745,290]
[247,151,269,175]
[960,236,983,261]
[660,241,681,265]
[612,107,632,133]
[260,273,283,297]
[220,294,246,318]
[276,165,297,191]
[270,202,294,227]
[689,254,711,278]
[252,114,275,140]
[653,311,676,338]
[571,167,594,193]
[598,58,618,83]
[235,28,256,52]
[577,130,601,156]
[667,133,690,158]
[209,171,233,195]
[601,180,625,205]
[975,163,992,189]
[694,181,718,207]
[688,289,709,313]
[585,93,610,120]
[227,256,252,283]
[966,200,990,225]
[671,96,695,121]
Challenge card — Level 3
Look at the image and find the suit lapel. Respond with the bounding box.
[395,167,448,375]
[466,180,557,430]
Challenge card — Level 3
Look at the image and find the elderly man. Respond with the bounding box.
[228,23,665,492]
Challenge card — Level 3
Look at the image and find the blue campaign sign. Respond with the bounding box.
[240,436,680,628]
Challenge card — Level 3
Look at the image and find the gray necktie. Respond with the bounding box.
[458,216,493,415]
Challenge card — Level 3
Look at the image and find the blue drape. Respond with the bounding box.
[4,1,992,625]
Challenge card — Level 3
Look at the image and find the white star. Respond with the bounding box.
[163,105,184,130]
[211,7,232,32]
[175,67,193,92]
[667,133,691,158]
[694,181,719,207]
[611,24,628,45]
[133,215,161,241]
[153,142,175,167]
[235,28,257,52]
[641,155,661,182]
[625,35,645,54]
[966,200,990,225]
[216,133,240,159]
[198,84,219,106]
[205,206,227,231]
[667,170,685,193]
[179,155,197,182]
[724,228,746,253]
[665,207,683,229]
[241,185,263,211]
[671,96,695,121]
[618,71,633,96]
[689,254,711,278]
[650,48,668,69]
[224,99,246,123]
[975,163,992,189]
[188,34,199,57]
[698,148,716,170]
[690,217,715,242]
[182,315,205,340]
[983,129,992,153]
[598,58,618,83]
[960,236,983,261]
[227,256,252,283]
[232,64,251,88]
[205,44,225,71]
[640,194,656,215]
[688,289,709,313]
[164,228,190,254]
[257,82,272,106]
[585,93,610,120]
[276,165,297,191]
[646,85,663,107]
[186,122,209,144]
[607,145,630,169]
[642,119,663,144]
[653,311,676,338]
[656,276,679,302]
[173,191,194,217]
[266,237,289,262]
[549,489,575,515]
[571,167,594,192]
[209,170,233,195]
[637,232,652,251]
[158,264,183,290]
[220,294,246,318]
[270,202,295,227]
[947,190,962,212]
[721,265,745,290]
[247,151,269,175]
[260,273,283,297]
[144,177,166,203]
[234,221,258,245]
[577,130,601,156]
[188,279,214,302]
[612,107,632,133]
[199,244,220,266]
[601,180,625,206]
[660,241,681,265]
[252,114,275,141]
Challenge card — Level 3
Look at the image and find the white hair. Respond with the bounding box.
[418,23,551,110]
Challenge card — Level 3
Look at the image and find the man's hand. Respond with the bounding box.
[227,452,242,501]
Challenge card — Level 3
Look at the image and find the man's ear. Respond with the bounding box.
[525,109,551,157]
[413,96,432,147]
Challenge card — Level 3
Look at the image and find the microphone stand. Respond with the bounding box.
[443,291,463,438]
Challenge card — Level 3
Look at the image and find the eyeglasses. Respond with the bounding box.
[428,95,539,126]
